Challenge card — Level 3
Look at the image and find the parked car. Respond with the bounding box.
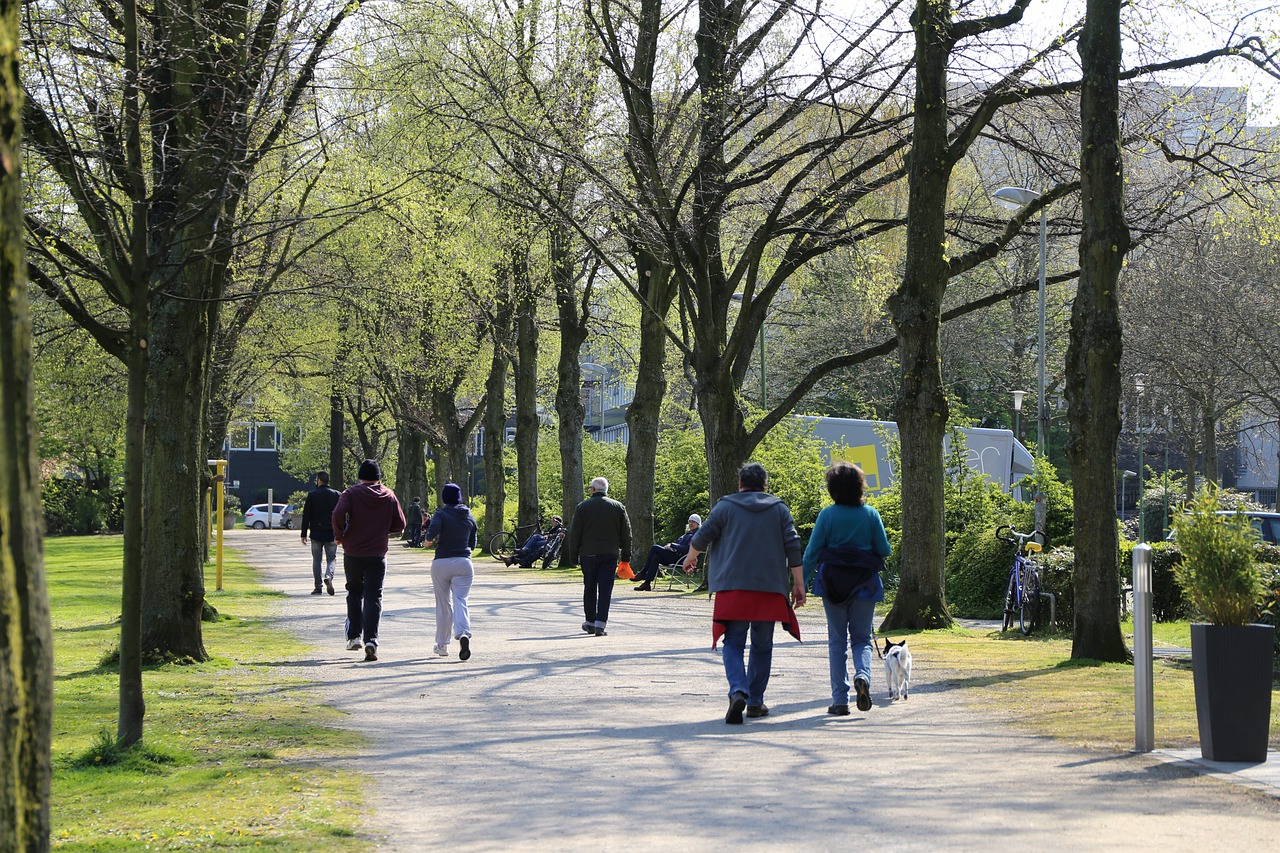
[243,503,293,530]
[1168,510,1280,545]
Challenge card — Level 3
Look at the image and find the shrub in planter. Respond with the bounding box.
[1172,489,1273,762]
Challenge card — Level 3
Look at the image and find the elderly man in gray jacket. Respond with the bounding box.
[564,476,632,636]
[683,462,805,724]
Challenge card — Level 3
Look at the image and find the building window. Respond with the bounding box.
[227,423,251,451]
[254,423,279,452]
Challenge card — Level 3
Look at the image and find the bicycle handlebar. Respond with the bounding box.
[995,525,1044,547]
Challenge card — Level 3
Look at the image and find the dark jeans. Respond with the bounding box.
[408,521,424,547]
[344,554,387,647]
[638,544,683,582]
[580,554,619,626]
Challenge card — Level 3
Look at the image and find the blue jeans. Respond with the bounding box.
[311,539,336,587]
[823,596,876,704]
[638,544,681,582]
[720,620,775,705]
[344,554,387,647]
[580,554,618,626]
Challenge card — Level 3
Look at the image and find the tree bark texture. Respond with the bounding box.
[0,2,54,837]
[513,249,540,529]
[141,289,210,662]
[882,0,954,631]
[1067,0,1130,662]
[624,254,674,556]
[394,426,429,509]
[552,223,589,524]
[483,298,514,543]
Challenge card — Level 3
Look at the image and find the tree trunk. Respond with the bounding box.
[696,369,751,504]
[483,298,514,542]
[395,426,428,509]
[625,255,674,554]
[1067,0,1130,663]
[882,0,953,631]
[140,291,210,662]
[328,316,351,489]
[513,252,540,528]
[0,23,54,837]
[1201,407,1219,486]
[117,310,148,745]
[552,223,589,523]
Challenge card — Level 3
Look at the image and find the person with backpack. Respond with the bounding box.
[802,462,892,717]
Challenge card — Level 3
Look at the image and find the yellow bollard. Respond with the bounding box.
[209,459,228,591]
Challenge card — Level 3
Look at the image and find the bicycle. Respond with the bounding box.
[996,525,1045,635]
[488,515,548,560]
[539,527,566,570]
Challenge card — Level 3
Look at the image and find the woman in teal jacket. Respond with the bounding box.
[803,462,892,716]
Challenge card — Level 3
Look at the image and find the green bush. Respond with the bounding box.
[945,526,1013,619]
[41,476,123,534]
[1036,546,1075,630]
[654,429,710,541]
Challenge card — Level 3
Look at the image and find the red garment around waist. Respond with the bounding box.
[711,589,801,648]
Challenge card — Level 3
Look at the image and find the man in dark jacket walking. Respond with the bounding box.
[300,471,341,595]
[332,459,406,661]
[564,476,632,636]
[404,497,425,547]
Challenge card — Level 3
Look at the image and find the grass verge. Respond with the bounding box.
[889,620,1279,751]
[48,535,368,850]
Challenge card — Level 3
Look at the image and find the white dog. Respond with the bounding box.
[882,638,912,701]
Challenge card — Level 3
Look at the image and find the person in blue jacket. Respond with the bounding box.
[425,483,479,660]
[803,462,891,717]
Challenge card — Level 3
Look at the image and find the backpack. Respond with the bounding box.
[816,544,885,604]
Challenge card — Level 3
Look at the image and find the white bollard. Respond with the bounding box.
[1133,543,1154,752]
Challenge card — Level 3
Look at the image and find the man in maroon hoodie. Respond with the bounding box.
[332,459,406,661]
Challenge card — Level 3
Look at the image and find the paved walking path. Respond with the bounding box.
[227,530,1278,851]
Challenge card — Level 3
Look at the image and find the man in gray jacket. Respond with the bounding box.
[564,476,632,636]
[683,462,805,723]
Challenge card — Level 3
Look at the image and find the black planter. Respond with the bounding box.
[1190,623,1275,763]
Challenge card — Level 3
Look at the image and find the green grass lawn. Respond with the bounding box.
[891,620,1279,751]
[47,536,369,851]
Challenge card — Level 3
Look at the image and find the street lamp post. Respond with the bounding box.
[995,186,1048,536]
[581,362,608,442]
[1163,405,1171,539]
[1135,374,1147,542]
[1011,389,1026,442]
[993,186,1048,459]
[1121,470,1136,521]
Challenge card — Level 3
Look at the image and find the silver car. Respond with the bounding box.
[243,503,293,530]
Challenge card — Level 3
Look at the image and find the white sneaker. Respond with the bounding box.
[346,638,362,651]
[433,645,448,656]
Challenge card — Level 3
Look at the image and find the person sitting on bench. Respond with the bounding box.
[501,517,563,568]
[634,514,701,591]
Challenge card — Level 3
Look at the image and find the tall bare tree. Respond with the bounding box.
[0,0,54,839]
[23,0,355,742]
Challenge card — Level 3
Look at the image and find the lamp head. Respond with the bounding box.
[1012,390,1027,411]
[993,186,1040,210]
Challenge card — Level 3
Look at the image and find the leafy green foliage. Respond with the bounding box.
[1172,489,1265,625]
[945,527,1013,619]
[41,476,123,534]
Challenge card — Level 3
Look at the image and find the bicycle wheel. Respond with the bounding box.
[540,536,563,570]
[1019,569,1041,635]
[489,531,517,559]
[1001,571,1017,632]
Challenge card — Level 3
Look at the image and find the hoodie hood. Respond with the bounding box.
[720,490,783,512]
